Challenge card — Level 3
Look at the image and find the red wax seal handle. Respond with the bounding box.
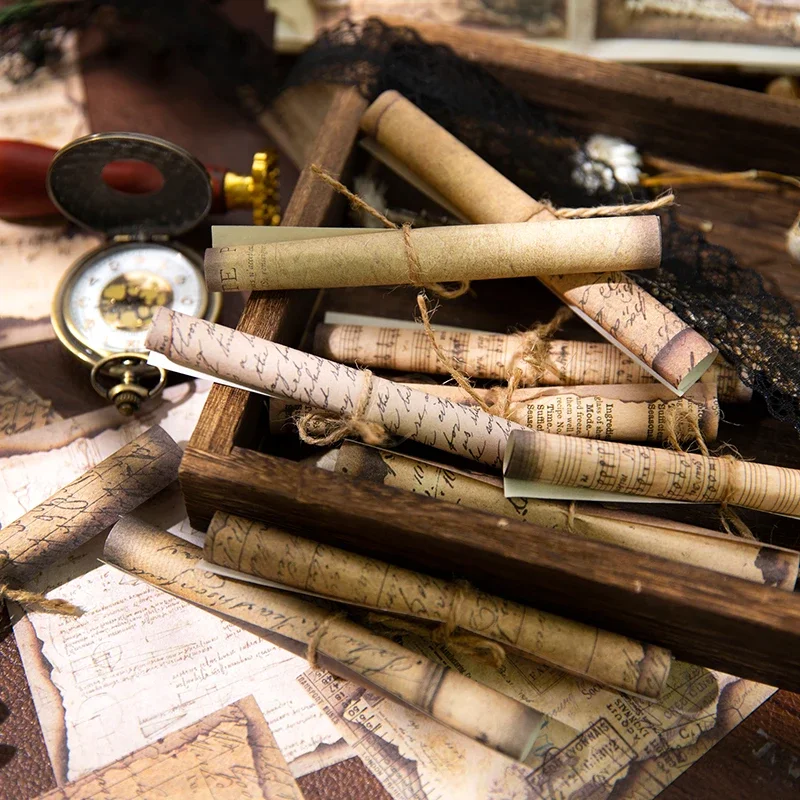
[0,139,228,220]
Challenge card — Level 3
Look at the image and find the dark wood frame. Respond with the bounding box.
[180,27,800,691]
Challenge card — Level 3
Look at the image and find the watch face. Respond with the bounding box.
[62,242,207,357]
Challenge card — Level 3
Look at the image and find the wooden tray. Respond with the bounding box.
[180,26,800,691]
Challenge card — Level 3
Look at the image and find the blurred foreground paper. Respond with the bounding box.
[0,32,98,350]
[1,381,342,784]
[35,696,304,800]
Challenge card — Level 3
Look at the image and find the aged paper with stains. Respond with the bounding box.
[2,382,341,784]
[35,696,305,800]
[301,631,776,800]
[504,428,800,517]
[204,512,672,699]
[0,33,98,349]
[0,358,58,438]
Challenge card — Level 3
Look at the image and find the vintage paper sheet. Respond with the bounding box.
[35,696,305,800]
[2,381,341,784]
[0,358,58,437]
[0,33,98,349]
[300,632,776,800]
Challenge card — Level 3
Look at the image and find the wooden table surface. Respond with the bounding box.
[1,9,799,800]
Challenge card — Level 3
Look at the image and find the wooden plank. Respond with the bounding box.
[180,442,800,690]
[183,87,365,458]
[394,18,800,175]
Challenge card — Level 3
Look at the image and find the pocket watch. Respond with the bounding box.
[48,132,223,415]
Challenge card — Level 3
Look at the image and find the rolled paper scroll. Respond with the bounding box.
[271,382,718,443]
[204,217,661,291]
[146,308,526,469]
[313,322,750,404]
[0,425,181,586]
[205,511,673,698]
[333,443,799,591]
[360,90,718,394]
[104,518,544,761]
[504,429,800,517]
[401,382,719,443]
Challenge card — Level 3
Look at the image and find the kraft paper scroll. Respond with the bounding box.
[204,217,661,291]
[0,425,181,585]
[504,429,800,517]
[103,518,545,762]
[313,322,750,404]
[360,90,718,394]
[333,443,798,591]
[146,308,526,469]
[204,511,672,698]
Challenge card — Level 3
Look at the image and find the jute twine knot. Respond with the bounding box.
[294,368,389,447]
[0,556,82,616]
[311,164,469,299]
[367,581,506,669]
[663,407,755,540]
[307,611,346,670]
[533,192,675,220]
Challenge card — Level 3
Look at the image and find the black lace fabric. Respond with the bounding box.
[287,18,800,433]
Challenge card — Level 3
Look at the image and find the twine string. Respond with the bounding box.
[307,611,346,671]
[295,368,389,447]
[537,192,675,219]
[0,556,82,616]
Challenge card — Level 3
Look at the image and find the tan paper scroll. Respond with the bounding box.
[103,519,544,762]
[504,429,800,517]
[205,511,672,698]
[204,217,661,291]
[333,443,799,591]
[360,90,718,394]
[313,322,750,404]
[36,697,304,800]
[403,382,718,443]
[146,308,526,469]
[271,381,718,443]
[0,425,182,586]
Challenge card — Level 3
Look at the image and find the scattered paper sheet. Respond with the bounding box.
[34,695,305,800]
[300,628,775,800]
[0,33,98,350]
[2,381,342,784]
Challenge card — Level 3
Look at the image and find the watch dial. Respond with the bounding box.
[65,243,206,355]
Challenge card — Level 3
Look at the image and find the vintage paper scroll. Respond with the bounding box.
[204,512,672,698]
[504,429,800,517]
[146,308,526,469]
[333,443,799,590]
[270,381,718,444]
[314,321,750,403]
[35,696,304,800]
[360,90,718,394]
[406,381,718,443]
[204,216,661,291]
[104,519,545,762]
[0,425,181,586]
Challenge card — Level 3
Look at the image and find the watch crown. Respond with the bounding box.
[223,151,280,226]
